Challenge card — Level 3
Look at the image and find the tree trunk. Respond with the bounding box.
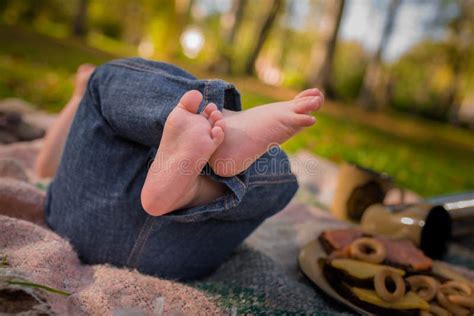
[358,0,401,111]
[308,0,346,95]
[210,0,247,74]
[443,0,473,121]
[244,0,283,75]
[72,0,88,38]
[277,0,297,69]
[227,0,247,44]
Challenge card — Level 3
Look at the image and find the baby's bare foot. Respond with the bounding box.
[141,90,225,216]
[73,64,96,98]
[209,88,323,177]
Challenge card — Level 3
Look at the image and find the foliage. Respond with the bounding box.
[390,39,474,121]
[0,0,74,26]
[331,41,368,102]
[282,112,474,197]
[0,13,473,197]
[0,26,111,111]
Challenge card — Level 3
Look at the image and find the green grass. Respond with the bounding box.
[284,114,473,197]
[241,91,474,197]
[1,25,473,197]
[0,25,112,112]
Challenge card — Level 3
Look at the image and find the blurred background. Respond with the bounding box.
[0,0,473,198]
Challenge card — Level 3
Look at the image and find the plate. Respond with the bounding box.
[298,239,373,316]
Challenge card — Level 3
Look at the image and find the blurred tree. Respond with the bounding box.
[308,0,345,95]
[72,0,88,38]
[226,0,247,47]
[443,0,474,121]
[210,0,247,74]
[331,41,369,102]
[144,0,191,59]
[389,0,474,122]
[277,0,296,69]
[0,0,73,28]
[244,0,284,75]
[359,0,401,111]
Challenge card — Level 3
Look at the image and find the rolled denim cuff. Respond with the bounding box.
[163,167,248,223]
[204,164,249,203]
[198,79,242,112]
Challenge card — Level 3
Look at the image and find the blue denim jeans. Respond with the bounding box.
[45,58,298,280]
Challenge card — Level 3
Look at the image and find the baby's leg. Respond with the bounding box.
[130,148,298,280]
[45,58,249,273]
[35,64,95,178]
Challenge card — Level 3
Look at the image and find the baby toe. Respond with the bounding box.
[202,103,218,118]
[294,96,322,114]
[209,109,223,125]
[211,126,225,146]
[293,113,316,127]
[295,88,323,100]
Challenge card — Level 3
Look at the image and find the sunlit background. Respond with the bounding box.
[0,0,473,197]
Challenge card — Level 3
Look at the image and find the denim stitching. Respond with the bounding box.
[109,61,164,75]
[248,178,298,187]
[223,192,238,210]
[232,196,238,208]
[233,176,247,190]
[108,61,196,85]
[130,220,156,267]
[204,80,210,105]
[248,173,296,182]
[126,216,154,267]
[224,195,229,210]
[110,60,168,75]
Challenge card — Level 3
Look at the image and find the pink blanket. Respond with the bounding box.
[0,142,221,315]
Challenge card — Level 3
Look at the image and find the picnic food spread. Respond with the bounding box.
[317,228,474,315]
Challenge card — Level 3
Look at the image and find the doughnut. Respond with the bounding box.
[374,268,406,302]
[349,237,386,264]
[406,275,440,301]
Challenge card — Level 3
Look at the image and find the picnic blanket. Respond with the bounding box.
[1,98,474,315]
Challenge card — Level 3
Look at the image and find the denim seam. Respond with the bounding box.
[110,60,168,75]
[224,192,238,210]
[248,178,298,187]
[224,195,229,210]
[234,176,247,190]
[133,220,156,267]
[126,216,155,267]
[108,61,195,84]
[204,81,210,106]
[248,175,296,181]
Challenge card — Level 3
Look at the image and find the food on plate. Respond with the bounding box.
[419,303,450,316]
[374,268,406,302]
[319,228,432,272]
[436,281,473,315]
[321,259,429,315]
[321,258,405,289]
[405,275,439,301]
[349,237,386,264]
[317,228,474,316]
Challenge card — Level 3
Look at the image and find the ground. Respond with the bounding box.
[1,25,473,197]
